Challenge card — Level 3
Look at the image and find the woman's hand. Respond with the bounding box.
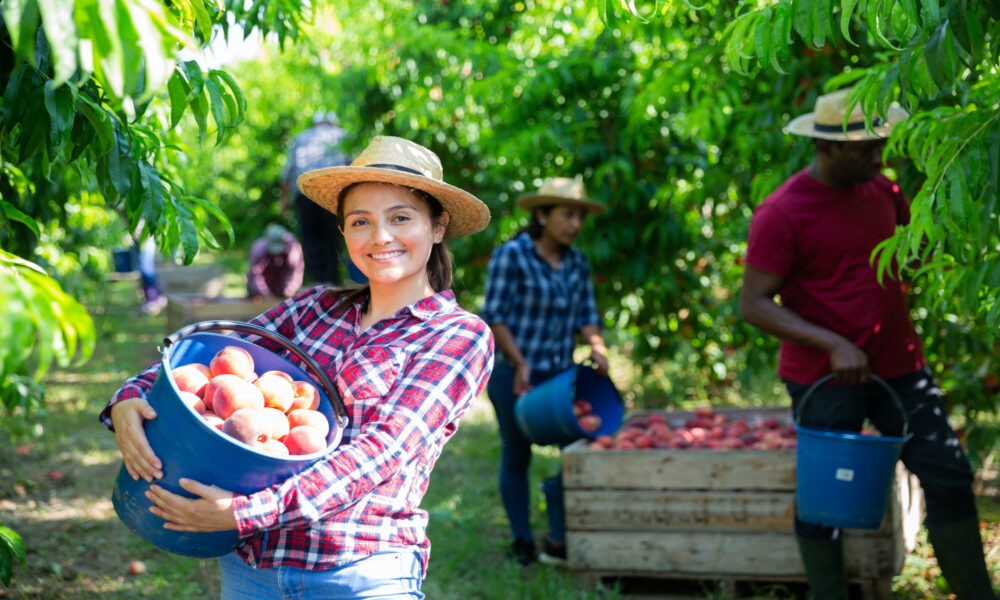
[110,398,162,482]
[146,479,239,532]
[589,347,609,376]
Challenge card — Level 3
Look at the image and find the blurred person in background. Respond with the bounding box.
[280,110,349,286]
[739,88,995,600]
[481,177,609,567]
[246,223,305,300]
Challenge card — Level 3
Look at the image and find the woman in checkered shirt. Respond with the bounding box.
[103,137,495,599]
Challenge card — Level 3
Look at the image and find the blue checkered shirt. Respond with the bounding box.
[480,232,601,372]
[282,124,349,194]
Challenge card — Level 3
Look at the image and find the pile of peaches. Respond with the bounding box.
[586,406,797,451]
[170,345,332,456]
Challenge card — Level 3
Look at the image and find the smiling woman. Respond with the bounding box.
[101,136,496,599]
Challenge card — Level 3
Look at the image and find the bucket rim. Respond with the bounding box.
[794,423,912,444]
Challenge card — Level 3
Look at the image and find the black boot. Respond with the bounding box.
[926,517,997,599]
[797,535,849,600]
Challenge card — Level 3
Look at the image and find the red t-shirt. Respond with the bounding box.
[745,168,926,384]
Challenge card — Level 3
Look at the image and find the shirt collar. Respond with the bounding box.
[325,287,457,321]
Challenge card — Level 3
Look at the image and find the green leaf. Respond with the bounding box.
[166,68,191,128]
[204,77,228,145]
[37,0,78,86]
[43,80,76,152]
[0,200,41,236]
[0,524,27,587]
[2,0,40,65]
[839,0,858,44]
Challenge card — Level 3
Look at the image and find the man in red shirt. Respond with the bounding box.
[740,88,994,599]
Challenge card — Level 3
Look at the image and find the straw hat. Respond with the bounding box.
[787,88,909,141]
[516,177,605,215]
[297,136,491,238]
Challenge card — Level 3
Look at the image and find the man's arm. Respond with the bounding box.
[738,264,870,384]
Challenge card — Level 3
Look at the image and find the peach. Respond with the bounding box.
[255,372,296,413]
[572,399,593,417]
[210,345,256,381]
[212,377,265,420]
[178,390,206,414]
[202,412,224,429]
[283,425,327,455]
[222,408,270,447]
[289,380,321,411]
[287,409,330,438]
[577,414,602,433]
[260,438,290,457]
[261,369,294,383]
[203,374,244,412]
[171,363,212,397]
[261,407,291,440]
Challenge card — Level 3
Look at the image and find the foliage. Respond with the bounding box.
[0,524,25,587]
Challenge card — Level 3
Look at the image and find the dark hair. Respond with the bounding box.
[521,204,555,240]
[337,182,453,292]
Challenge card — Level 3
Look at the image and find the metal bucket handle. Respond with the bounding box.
[794,373,909,438]
[163,319,349,430]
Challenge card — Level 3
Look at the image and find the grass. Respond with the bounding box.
[1,278,997,599]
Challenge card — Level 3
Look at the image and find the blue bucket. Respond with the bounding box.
[794,374,911,529]
[514,365,624,446]
[111,321,349,557]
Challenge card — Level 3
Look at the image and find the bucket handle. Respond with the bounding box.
[164,320,348,430]
[794,373,909,438]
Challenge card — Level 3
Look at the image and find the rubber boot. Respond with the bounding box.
[926,517,997,599]
[797,535,849,600]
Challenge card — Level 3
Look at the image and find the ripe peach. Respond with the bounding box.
[202,413,224,429]
[572,399,593,417]
[178,390,206,414]
[203,373,244,412]
[222,408,270,448]
[261,407,291,440]
[127,560,147,576]
[289,380,321,411]
[255,371,296,413]
[212,377,265,420]
[260,438,290,457]
[261,369,294,383]
[171,363,212,397]
[210,345,256,381]
[283,425,327,455]
[287,409,330,438]
[577,414,602,433]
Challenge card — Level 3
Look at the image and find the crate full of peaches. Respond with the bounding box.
[586,406,798,451]
[169,345,332,456]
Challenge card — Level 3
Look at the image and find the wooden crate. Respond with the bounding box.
[157,264,226,297]
[563,406,924,599]
[165,294,277,333]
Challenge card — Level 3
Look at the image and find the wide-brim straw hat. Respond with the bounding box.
[516,177,605,215]
[297,136,491,238]
[787,88,909,141]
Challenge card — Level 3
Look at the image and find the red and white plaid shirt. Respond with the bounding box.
[102,286,494,571]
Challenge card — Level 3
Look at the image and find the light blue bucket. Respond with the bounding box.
[795,374,911,529]
[514,364,624,446]
[111,320,349,557]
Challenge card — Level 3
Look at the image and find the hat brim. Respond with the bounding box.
[786,106,910,141]
[297,166,490,238]
[516,194,606,215]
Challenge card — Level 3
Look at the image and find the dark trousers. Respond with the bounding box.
[487,362,566,543]
[294,192,343,286]
[787,367,978,539]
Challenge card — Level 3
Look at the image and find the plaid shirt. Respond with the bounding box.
[480,232,600,372]
[102,287,494,571]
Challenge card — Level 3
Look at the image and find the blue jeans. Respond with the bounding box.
[218,550,424,600]
[787,367,977,539]
[486,361,566,544]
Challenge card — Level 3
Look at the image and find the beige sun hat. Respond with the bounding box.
[297,136,491,238]
[516,177,605,215]
[787,88,910,141]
